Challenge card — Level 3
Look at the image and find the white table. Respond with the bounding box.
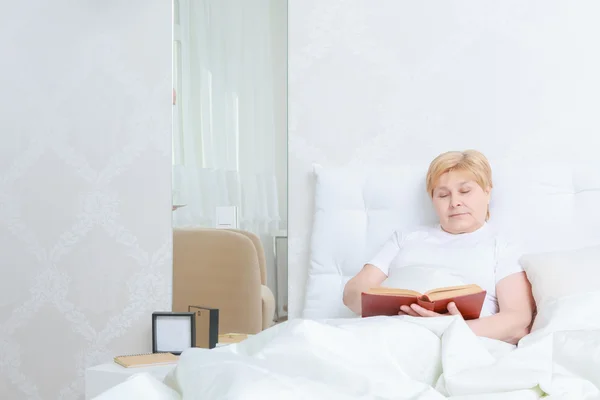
[84,362,176,399]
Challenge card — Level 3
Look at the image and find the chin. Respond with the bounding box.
[446,219,478,233]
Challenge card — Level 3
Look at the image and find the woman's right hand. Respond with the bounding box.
[398,302,462,318]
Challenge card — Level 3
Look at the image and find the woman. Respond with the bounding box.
[342,150,535,345]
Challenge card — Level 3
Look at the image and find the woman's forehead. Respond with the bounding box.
[435,170,476,188]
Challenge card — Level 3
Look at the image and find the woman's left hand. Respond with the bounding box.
[398,302,462,318]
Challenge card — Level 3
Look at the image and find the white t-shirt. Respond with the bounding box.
[367,223,524,317]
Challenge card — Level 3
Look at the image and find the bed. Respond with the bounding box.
[97,161,600,399]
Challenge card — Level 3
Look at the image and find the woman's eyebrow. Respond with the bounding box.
[436,181,472,190]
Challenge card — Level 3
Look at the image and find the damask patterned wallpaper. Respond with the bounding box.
[0,1,172,398]
[288,0,600,318]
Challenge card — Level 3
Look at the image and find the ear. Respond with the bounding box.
[484,186,492,202]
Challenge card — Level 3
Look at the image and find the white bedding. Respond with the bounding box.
[152,295,600,400]
[98,301,600,399]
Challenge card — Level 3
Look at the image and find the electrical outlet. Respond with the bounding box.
[215,206,238,229]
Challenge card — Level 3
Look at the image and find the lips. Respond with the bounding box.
[449,212,468,217]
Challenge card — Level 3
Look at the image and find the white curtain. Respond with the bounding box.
[172,0,280,236]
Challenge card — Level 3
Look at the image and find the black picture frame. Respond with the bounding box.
[152,311,196,355]
[188,305,219,349]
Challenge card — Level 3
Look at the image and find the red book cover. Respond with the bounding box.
[361,284,486,320]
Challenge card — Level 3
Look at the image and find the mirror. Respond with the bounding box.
[171,0,288,331]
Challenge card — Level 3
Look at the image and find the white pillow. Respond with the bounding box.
[519,244,600,335]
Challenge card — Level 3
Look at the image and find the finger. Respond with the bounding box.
[447,302,462,316]
[400,305,420,317]
[400,305,419,316]
[410,303,440,317]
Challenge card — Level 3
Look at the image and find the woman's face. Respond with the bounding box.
[431,170,491,234]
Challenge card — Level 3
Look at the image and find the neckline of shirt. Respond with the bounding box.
[435,222,489,238]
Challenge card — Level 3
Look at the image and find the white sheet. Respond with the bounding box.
[98,293,600,399]
[159,301,600,399]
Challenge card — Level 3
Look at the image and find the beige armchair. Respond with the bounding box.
[172,228,276,334]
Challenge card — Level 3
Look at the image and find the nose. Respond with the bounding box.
[450,196,462,208]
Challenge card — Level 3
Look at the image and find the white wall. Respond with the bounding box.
[288,0,600,318]
[0,1,172,398]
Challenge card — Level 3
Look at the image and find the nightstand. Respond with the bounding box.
[85,362,175,399]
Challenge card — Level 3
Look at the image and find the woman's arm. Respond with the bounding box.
[343,264,387,315]
[400,272,535,345]
[466,272,535,345]
[344,231,402,314]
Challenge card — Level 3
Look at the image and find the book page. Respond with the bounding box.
[424,284,482,301]
[364,287,422,297]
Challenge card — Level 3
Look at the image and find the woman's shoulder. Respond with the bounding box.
[484,224,525,257]
[484,223,520,242]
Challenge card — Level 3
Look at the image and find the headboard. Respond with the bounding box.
[301,161,600,319]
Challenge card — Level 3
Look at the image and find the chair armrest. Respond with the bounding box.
[261,285,276,330]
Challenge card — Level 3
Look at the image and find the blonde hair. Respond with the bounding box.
[426,150,493,220]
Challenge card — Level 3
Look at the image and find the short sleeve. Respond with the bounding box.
[366,231,404,276]
[495,238,525,284]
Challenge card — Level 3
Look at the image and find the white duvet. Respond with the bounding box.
[99,298,600,399]
[161,296,600,400]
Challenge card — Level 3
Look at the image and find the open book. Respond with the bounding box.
[361,284,486,320]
